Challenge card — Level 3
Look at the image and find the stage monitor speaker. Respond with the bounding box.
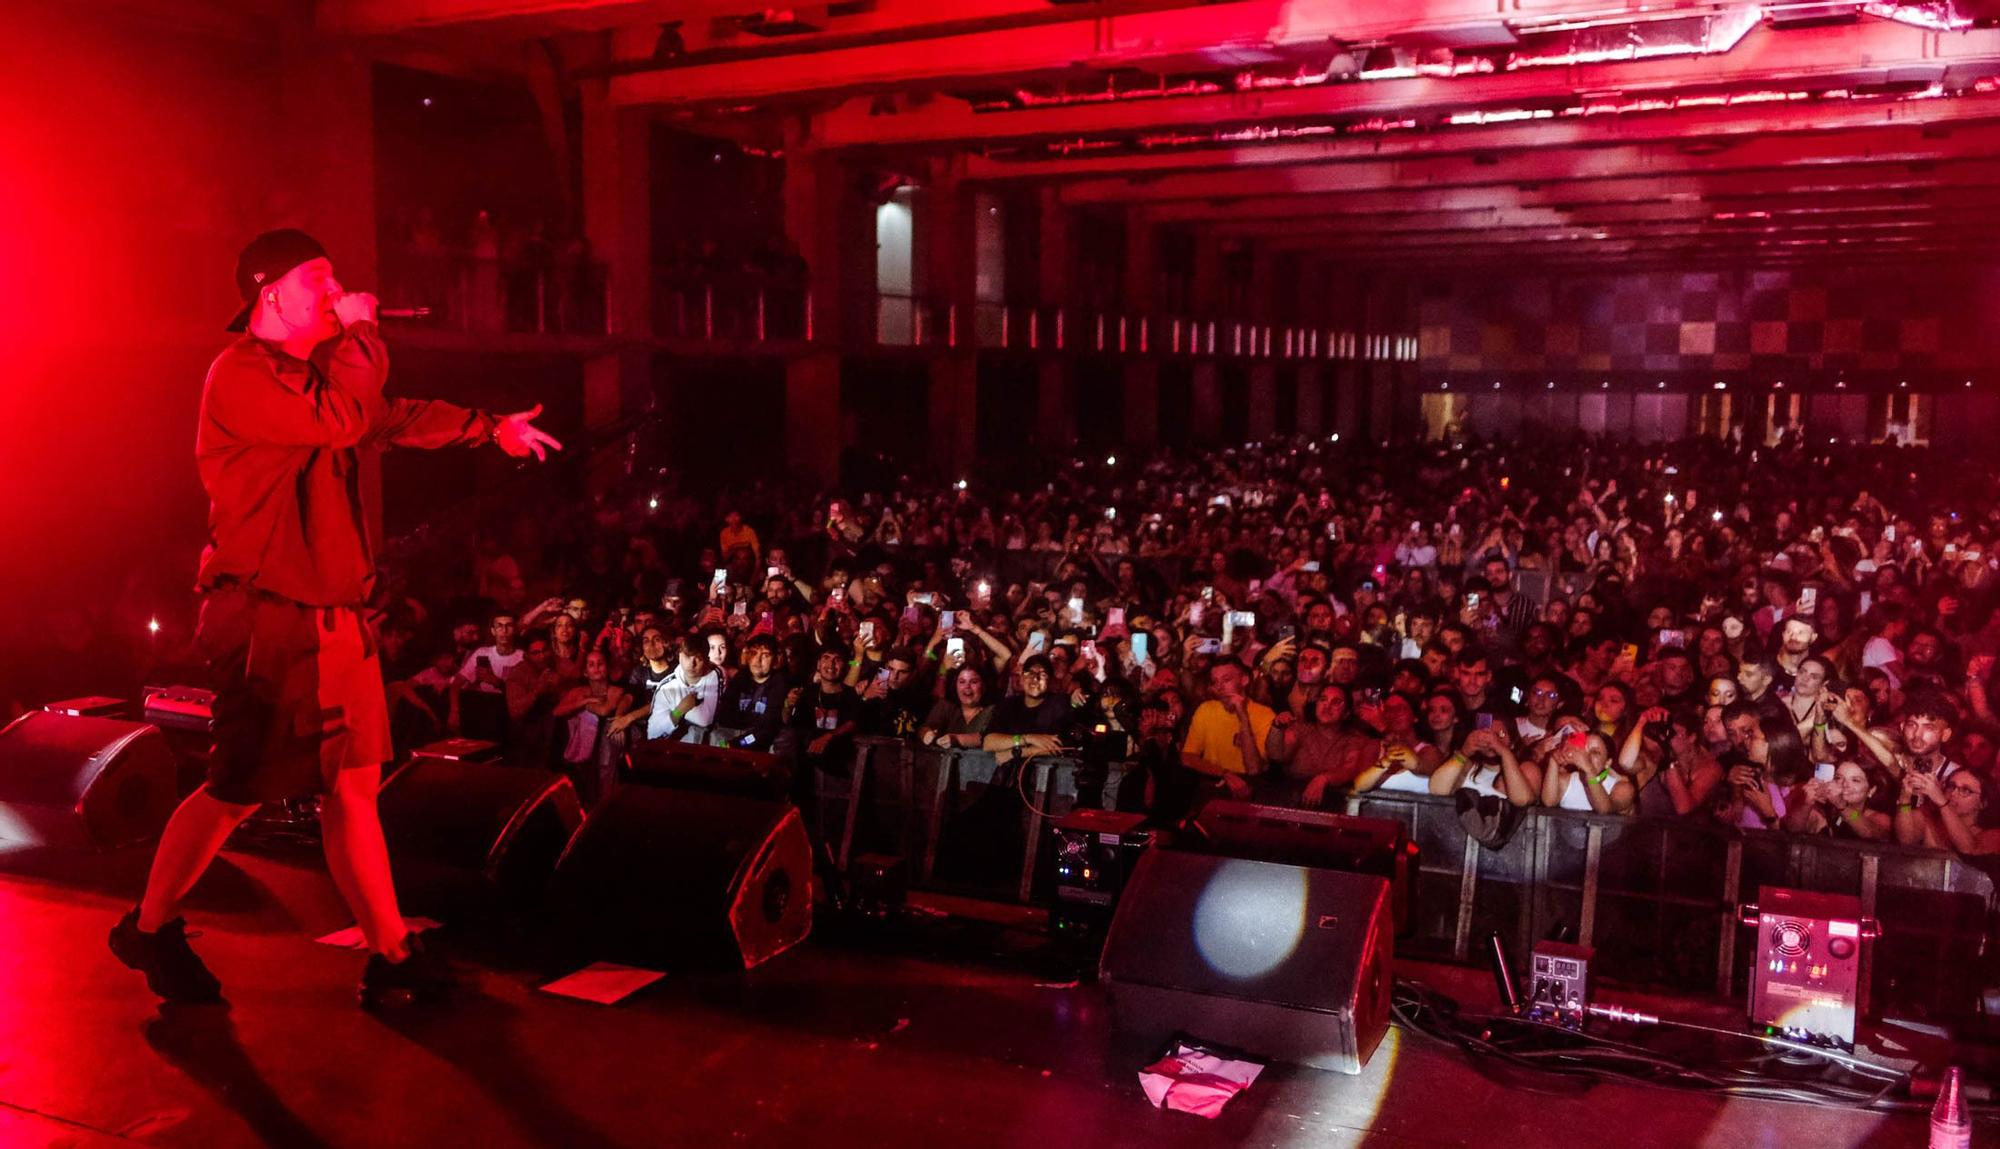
[624,739,785,801]
[1099,848,1394,1075]
[378,757,584,917]
[0,712,180,850]
[402,737,502,764]
[553,785,812,969]
[1189,801,1417,933]
[45,697,129,719]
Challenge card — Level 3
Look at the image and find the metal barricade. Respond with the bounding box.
[821,740,1134,904]
[1344,791,1994,1017]
[703,734,1992,1014]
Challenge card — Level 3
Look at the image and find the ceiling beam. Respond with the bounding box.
[809,21,2000,149]
[1252,216,1959,249]
[1318,234,2000,269]
[1052,119,2000,204]
[320,0,680,36]
[1140,163,2000,222]
[327,0,1738,40]
[1202,198,2000,240]
[610,1,1351,106]
[606,0,1807,109]
[969,89,2000,186]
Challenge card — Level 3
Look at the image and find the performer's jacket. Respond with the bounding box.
[195,321,496,607]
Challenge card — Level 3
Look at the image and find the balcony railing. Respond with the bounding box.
[382,252,609,337]
[883,295,1418,362]
[652,282,1416,361]
[658,281,812,343]
[391,258,1417,362]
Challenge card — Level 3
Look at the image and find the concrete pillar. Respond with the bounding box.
[1248,365,1278,439]
[786,355,842,485]
[783,150,849,486]
[1036,188,1074,447]
[1186,233,1223,445]
[1228,243,1277,444]
[1333,364,1364,438]
[1192,364,1222,444]
[1191,236,1222,319]
[1121,210,1158,447]
[581,81,651,342]
[1296,364,1324,436]
[576,81,655,496]
[921,159,978,476]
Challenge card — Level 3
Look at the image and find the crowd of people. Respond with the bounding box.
[339,429,2000,866]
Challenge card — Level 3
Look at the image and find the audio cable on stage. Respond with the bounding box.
[1388,977,1995,1116]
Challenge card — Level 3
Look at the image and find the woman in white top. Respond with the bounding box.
[1538,722,1620,813]
[1350,694,1443,796]
[1431,725,1543,806]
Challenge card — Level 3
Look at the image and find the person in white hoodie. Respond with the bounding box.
[648,635,721,743]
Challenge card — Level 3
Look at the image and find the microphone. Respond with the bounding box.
[379,306,433,320]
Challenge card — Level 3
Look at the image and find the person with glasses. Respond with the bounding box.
[1897,769,2000,855]
[1509,674,1568,748]
[982,655,1071,758]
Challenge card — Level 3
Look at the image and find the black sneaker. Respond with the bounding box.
[108,909,224,1003]
[358,932,454,1010]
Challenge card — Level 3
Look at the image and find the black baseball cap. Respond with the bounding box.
[226,228,328,332]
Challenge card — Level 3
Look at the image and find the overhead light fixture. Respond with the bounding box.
[1766,2,1865,30]
[735,10,822,36]
[1359,45,1410,77]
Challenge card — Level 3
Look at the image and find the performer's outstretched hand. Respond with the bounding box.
[496,404,563,461]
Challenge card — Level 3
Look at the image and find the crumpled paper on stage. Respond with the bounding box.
[1138,1042,1264,1118]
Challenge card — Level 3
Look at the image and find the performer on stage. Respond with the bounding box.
[109,229,562,1008]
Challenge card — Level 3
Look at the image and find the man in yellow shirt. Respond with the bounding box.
[719,509,761,565]
[1182,660,1275,798]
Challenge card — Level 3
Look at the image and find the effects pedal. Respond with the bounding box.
[1526,940,1594,1030]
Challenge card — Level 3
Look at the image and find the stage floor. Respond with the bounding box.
[0,842,1949,1149]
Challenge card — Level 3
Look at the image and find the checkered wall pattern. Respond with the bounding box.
[1417,268,1981,378]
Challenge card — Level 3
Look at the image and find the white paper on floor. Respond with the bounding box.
[539,962,667,1005]
[1138,1042,1265,1118]
[314,917,443,949]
